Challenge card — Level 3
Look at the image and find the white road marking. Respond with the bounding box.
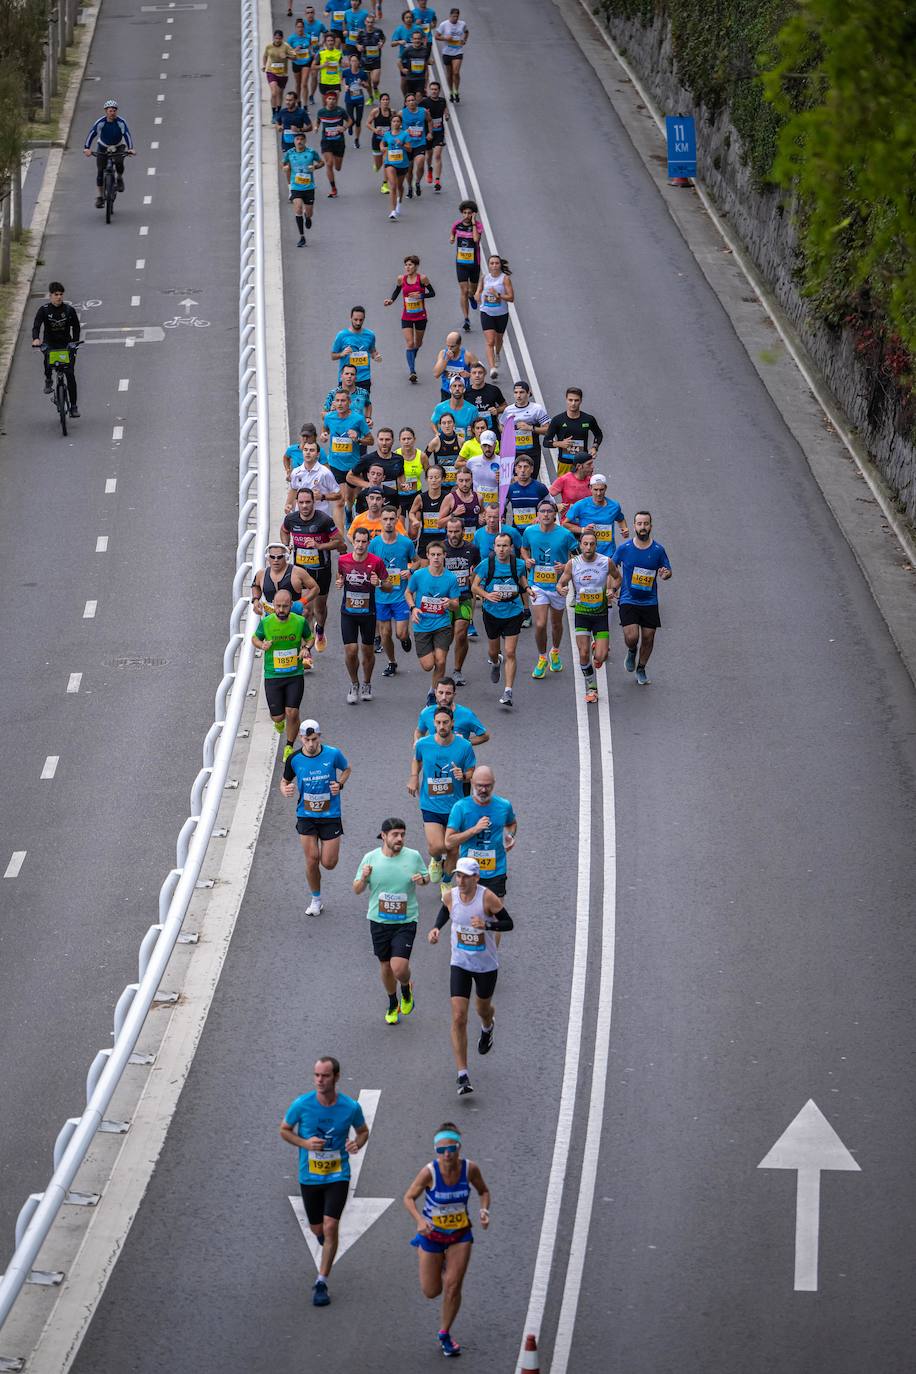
[154,116,163,124]
[130,295,140,307]
[40,756,59,781]
[66,673,82,694]
[147,167,156,176]
[105,478,116,493]
[4,852,26,878]
[150,141,159,149]
[112,425,124,442]
[165,31,172,38]
[139,225,149,236]
[162,51,170,58]
[95,536,109,552]
[83,601,97,619]
[135,258,145,268]
[118,378,129,391]
[156,93,165,102]
[159,71,168,79]
[125,337,136,348]
[143,195,152,205]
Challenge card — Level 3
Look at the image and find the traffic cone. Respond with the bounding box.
[520,1333,540,1371]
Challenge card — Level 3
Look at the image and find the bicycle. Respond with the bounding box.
[101,150,119,223]
[41,341,81,435]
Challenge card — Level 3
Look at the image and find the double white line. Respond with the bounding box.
[413,17,620,1370]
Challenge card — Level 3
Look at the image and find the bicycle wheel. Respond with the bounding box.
[105,184,114,223]
[56,376,68,436]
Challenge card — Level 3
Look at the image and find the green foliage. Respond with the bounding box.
[0,0,49,180]
[761,0,916,359]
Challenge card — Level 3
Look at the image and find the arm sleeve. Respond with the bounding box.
[283,757,297,783]
[590,415,604,446]
[485,905,513,932]
[544,417,560,444]
[424,280,436,298]
[389,280,403,301]
[434,903,451,930]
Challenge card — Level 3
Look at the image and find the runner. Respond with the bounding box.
[390,9,417,97]
[331,305,381,393]
[251,543,320,623]
[506,454,549,536]
[302,6,328,105]
[521,499,577,679]
[348,488,408,541]
[281,487,347,650]
[288,437,341,523]
[383,254,435,382]
[410,462,448,556]
[403,1124,490,1359]
[341,0,370,56]
[435,6,468,102]
[323,362,370,423]
[316,86,352,196]
[548,452,595,519]
[322,388,372,519]
[445,765,517,895]
[470,502,522,562]
[367,91,393,187]
[353,816,430,1023]
[342,53,370,146]
[263,29,296,122]
[415,676,489,746]
[409,706,475,889]
[251,588,314,753]
[323,0,349,37]
[282,129,321,246]
[337,526,390,701]
[475,254,513,379]
[280,1056,369,1307]
[277,87,312,153]
[612,510,672,685]
[400,90,431,199]
[424,416,461,491]
[281,719,350,916]
[439,466,482,545]
[405,543,460,701]
[450,199,483,332]
[352,463,393,516]
[464,360,505,430]
[433,332,476,400]
[471,532,530,705]
[381,111,410,217]
[430,374,478,445]
[348,429,404,507]
[500,380,549,478]
[557,530,621,703]
[413,0,438,50]
[399,28,430,99]
[369,506,418,676]
[360,14,386,100]
[462,428,500,512]
[420,78,448,191]
[441,516,475,685]
[427,857,513,1090]
[562,472,628,556]
[394,426,427,518]
[457,415,495,466]
[285,28,314,106]
[317,27,345,99]
[544,386,604,475]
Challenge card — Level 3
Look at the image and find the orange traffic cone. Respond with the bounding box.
[520,1333,540,1371]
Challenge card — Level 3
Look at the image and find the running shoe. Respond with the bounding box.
[428,856,443,883]
[401,633,412,652]
[489,654,502,684]
[95,195,104,208]
[297,235,306,247]
[44,380,53,393]
[531,656,547,679]
[274,719,285,734]
[315,630,327,652]
[347,684,359,704]
[462,317,470,332]
[415,181,422,197]
[389,210,398,220]
[382,661,397,676]
[282,743,296,762]
[328,186,338,198]
[477,1023,494,1055]
[399,983,415,1016]
[453,92,460,103]
[434,180,441,192]
[393,204,401,219]
[489,366,498,379]
[438,1331,461,1358]
[521,613,531,629]
[116,177,125,191]
[585,689,598,704]
[635,666,649,686]
[312,1279,331,1307]
[409,371,418,383]
[354,135,360,148]
[305,896,323,917]
[624,647,636,673]
[456,1073,473,1096]
[548,648,563,673]
[452,669,466,687]
[381,181,389,193]
[384,1004,399,1025]
[426,168,433,183]
[69,407,80,418]
[361,682,373,701]
[406,182,413,199]
[374,634,382,654]
[466,622,478,640]
[498,689,513,707]
[302,651,313,671]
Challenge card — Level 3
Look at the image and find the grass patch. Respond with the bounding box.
[0,231,35,351]
[23,50,82,144]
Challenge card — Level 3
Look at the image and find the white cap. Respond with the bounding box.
[299,718,320,736]
[589,473,608,486]
[481,430,498,447]
[455,856,480,876]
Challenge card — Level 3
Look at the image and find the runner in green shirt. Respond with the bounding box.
[251,586,312,755]
[353,817,430,1025]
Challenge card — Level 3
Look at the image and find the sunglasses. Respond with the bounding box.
[268,553,286,560]
[435,1144,459,1155]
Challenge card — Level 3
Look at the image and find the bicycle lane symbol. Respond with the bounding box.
[162,316,210,328]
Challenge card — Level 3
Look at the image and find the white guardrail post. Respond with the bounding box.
[0,0,269,1332]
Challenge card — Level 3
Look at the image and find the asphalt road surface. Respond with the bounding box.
[42,0,916,1369]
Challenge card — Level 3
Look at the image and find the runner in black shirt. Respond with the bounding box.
[544,386,603,474]
[420,79,449,192]
[464,360,506,431]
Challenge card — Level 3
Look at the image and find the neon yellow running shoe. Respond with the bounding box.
[428,856,443,883]
[532,656,547,679]
[399,983,415,1016]
[273,719,285,733]
[549,649,563,673]
[384,1005,399,1025]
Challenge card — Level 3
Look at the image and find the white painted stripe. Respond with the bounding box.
[162,51,170,58]
[83,600,97,619]
[159,71,168,79]
[138,225,149,236]
[126,337,136,348]
[165,31,172,38]
[40,756,59,780]
[130,295,140,306]
[66,672,82,694]
[143,196,152,205]
[150,141,159,149]
[105,477,117,493]
[4,852,26,879]
[147,167,156,176]
[135,258,145,268]
[156,93,165,102]
[95,536,109,552]
[118,378,129,391]
[112,425,124,442]
[154,116,163,124]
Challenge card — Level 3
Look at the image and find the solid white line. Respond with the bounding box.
[135,258,145,269]
[112,425,123,442]
[162,51,170,58]
[82,600,97,619]
[66,672,82,694]
[130,295,140,306]
[138,225,149,236]
[118,378,129,391]
[105,477,116,493]
[40,756,59,780]
[4,852,26,878]
[95,536,109,552]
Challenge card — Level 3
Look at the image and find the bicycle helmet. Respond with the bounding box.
[103,99,119,109]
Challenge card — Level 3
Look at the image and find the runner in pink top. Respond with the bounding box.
[449,199,483,332]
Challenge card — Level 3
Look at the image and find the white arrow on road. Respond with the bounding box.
[289,1088,393,1270]
[180,297,198,314]
[758,1099,860,1291]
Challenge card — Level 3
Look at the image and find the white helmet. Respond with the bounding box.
[104,99,119,110]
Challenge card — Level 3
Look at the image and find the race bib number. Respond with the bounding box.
[379,891,409,917]
[429,1205,469,1231]
[410,56,426,72]
[515,430,533,448]
[468,847,496,872]
[513,509,536,526]
[631,566,656,590]
[405,296,424,314]
[295,547,320,566]
[348,350,369,368]
[533,567,555,585]
[270,60,287,72]
[365,44,380,57]
[387,146,406,164]
[567,439,584,456]
[579,590,603,607]
[346,589,370,612]
[461,527,475,544]
[331,436,351,453]
[333,9,345,21]
[273,648,299,672]
[480,490,498,506]
[420,595,447,615]
[456,245,475,263]
[293,171,313,187]
[303,791,331,813]
[455,925,485,951]
[441,461,457,484]
[308,1149,342,1176]
[427,776,453,796]
[496,582,518,600]
[423,512,442,531]
[386,569,402,589]
[593,526,614,543]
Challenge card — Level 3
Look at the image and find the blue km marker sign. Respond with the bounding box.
[666,115,697,179]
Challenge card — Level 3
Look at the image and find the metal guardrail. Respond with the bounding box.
[0,0,269,1335]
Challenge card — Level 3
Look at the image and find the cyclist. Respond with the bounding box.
[83,99,134,207]
[31,282,80,416]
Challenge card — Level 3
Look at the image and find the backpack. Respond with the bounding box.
[485,552,523,595]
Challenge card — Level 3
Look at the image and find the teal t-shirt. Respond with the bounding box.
[368,532,417,603]
[356,846,428,922]
[284,1090,366,1185]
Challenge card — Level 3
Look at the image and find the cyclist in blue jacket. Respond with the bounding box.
[83,99,134,208]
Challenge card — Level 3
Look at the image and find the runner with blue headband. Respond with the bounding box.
[404,1123,490,1359]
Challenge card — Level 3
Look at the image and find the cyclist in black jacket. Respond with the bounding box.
[31,283,81,415]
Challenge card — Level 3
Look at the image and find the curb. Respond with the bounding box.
[0,3,100,416]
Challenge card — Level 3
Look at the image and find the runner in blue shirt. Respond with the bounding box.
[369,510,418,675]
[430,386,478,445]
[323,366,370,420]
[413,2,438,48]
[281,719,350,916]
[415,676,488,745]
[405,544,461,703]
[381,114,411,216]
[282,133,321,245]
[564,472,628,555]
[400,91,430,199]
[342,53,370,144]
[612,509,672,686]
[472,531,530,706]
[277,87,312,147]
[287,21,313,102]
[324,0,348,34]
[409,707,475,887]
[322,392,371,485]
[331,306,379,387]
[446,769,517,896]
[301,7,327,104]
[390,10,417,60]
[521,500,577,679]
[342,0,370,54]
[281,1055,368,1307]
[506,456,549,536]
[471,504,522,562]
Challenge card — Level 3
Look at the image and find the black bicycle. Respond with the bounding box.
[41,340,81,435]
[101,149,119,222]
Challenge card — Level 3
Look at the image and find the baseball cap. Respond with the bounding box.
[513,379,530,392]
[455,857,480,876]
[481,430,498,447]
[589,473,608,486]
[299,718,320,736]
[378,816,407,837]
[364,485,384,496]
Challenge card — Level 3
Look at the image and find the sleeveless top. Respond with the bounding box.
[571,553,611,614]
[422,1158,472,1239]
[261,563,296,610]
[480,272,508,317]
[397,446,425,493]
[448,488,482,543]
[418,490,448,552]
[440,346,468,397]
[400,273,428,323]
[431,432,461,487]
[449,884,498,972]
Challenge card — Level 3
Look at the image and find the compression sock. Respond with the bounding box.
[295,214,304,234]
[406,348,417,372]
[581,662,596,690]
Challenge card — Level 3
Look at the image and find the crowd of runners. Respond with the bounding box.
[262,1,672,1355]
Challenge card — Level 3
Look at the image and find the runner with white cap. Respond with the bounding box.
[281,719,351,917]
[461,429,500,513]
[562,471,628,557]
[427,855,513,1095]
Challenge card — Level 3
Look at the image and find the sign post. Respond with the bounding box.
[665,115,696,186]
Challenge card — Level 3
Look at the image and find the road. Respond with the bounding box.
[0,0,240,1246]
[57,0,916,1369]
